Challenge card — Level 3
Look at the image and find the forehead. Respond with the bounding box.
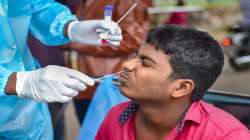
[139,43,171,65]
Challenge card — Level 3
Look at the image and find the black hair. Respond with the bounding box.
[146,25,224,102]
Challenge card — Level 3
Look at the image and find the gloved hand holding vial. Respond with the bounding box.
[68,3,137,46]
[67,21,122,46]
[98,3,138,45]
[98,5,116,45]
[67,5,122,46]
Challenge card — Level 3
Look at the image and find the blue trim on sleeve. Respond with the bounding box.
[50,13,78,42]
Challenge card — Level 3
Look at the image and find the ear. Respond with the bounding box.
[170,79,195,98]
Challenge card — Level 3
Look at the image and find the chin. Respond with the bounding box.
[119,87,133,99]
[119,87,128,96]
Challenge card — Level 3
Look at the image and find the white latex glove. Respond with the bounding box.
[68,20,122,46]
[16,65,94,103]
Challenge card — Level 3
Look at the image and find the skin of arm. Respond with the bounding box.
[4,73,17,95]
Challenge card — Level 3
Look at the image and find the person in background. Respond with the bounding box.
[165,0,189,26]
[69,0,151,125]
[140,0,154,7]
[95,25,250,140]
[240,0,250,27]
[0,0,122,139]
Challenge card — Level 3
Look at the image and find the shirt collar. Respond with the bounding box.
[118,101,205,127]
[119,102,139,126]
[183,101,205,124]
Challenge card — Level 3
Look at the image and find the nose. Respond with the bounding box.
[121,58,137,72]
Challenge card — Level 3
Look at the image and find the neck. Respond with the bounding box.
[136,99,191,135]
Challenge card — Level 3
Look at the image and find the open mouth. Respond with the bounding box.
[112,72,129,86]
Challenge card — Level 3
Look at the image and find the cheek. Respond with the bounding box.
[121,71,151,96]
[120,69,170,98]
[134,71,164,93]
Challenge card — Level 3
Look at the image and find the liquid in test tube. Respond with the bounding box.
[100,5,114,45]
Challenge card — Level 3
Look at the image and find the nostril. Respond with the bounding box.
[123,67,134,73]
[123,68,130,72]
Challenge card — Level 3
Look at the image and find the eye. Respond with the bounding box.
[138,57,150,67]
[142,60,150,67]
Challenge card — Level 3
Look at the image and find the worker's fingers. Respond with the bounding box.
[64,89,79,97]
[106,40,121,46]
[110,26,122,35]
[63,78,87,91]
[58,96,73,103]
[106,34,123,41]
[99,20,122,35]
[62,67,95,86]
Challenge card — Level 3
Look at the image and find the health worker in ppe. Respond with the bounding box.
[0,0,122,139]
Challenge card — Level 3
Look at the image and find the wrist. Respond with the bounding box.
[4,73,17,95]
[64,20,78,39]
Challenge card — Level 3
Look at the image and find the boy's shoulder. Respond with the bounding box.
[200,101,249,133]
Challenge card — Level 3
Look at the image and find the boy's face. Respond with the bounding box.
[119,43,175,103]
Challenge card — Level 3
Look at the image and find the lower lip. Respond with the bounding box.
[118,77,128,85]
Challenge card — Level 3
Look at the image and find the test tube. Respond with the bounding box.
[100,5,113,45]
[104,5,113,21]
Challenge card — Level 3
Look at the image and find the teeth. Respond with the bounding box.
[112,78,124,86]
[112,80,121,86]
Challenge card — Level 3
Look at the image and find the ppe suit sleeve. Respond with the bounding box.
[30,0,77,46]
[0,65,13,97]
